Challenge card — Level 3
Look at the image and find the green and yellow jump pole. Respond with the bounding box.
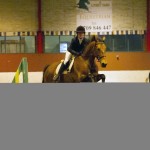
[12,57,28,83]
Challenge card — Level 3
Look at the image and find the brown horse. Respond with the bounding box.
[42,35,107,83]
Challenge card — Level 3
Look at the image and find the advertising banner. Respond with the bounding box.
[76,0,112,32]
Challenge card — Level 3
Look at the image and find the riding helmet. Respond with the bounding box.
[76,26,85,33]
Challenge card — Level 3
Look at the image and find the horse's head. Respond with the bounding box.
[90,35,107,68]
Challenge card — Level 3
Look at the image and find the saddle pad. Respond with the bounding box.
[55,60,63,75]
[55,57,75,75]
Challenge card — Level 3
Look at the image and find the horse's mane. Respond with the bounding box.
[82,35,100,58]
[90,35,99,42]
[82,41,95,58]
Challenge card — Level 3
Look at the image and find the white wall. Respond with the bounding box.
[0,72,43,83]
[0,71,150,83]
[99,71,150,83]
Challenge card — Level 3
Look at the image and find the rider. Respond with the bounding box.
[53,26,89,81]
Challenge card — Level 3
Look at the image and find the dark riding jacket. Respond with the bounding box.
[67,36,89,56]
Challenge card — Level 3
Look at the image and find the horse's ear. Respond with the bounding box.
[100,36,106,42]
[90,35,98,42]
[102,36,106,41]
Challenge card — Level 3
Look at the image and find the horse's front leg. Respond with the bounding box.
[88,73,106,83]
[96,74,106,83]
[88,73,96,82]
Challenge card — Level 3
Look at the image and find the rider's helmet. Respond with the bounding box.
[76,26,85,33]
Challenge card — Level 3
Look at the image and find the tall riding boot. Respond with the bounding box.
[53,63,66,81]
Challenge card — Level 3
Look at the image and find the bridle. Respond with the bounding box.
[93,40,106,61]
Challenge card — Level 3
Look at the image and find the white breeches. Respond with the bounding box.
[64,51,72,65]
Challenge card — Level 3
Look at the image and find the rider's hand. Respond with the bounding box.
[73,51,80,56]
[76,51,82,56]
[79,51,82,55]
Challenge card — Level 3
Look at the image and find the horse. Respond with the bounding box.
[42,35,107,83]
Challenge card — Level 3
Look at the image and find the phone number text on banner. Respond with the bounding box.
[84,25,112,31]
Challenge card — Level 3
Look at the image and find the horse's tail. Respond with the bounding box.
[42,64,50,83]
